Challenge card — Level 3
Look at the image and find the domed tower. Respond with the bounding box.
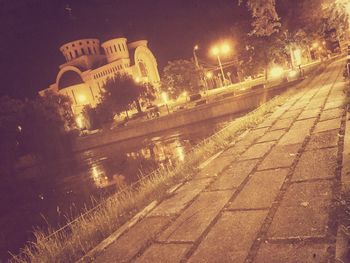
[59,39,101,62]
[101,38,129,63]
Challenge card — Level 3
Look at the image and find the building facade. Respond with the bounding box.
[42,37,160,116]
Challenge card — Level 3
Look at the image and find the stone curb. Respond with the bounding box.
[335,82,350,263]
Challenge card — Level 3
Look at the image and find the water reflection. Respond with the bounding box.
[87,137,189,189]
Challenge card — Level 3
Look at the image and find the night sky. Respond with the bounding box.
[0,0,254,98]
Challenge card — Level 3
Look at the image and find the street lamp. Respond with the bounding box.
[193,44,200,69]
[210,42,231,86]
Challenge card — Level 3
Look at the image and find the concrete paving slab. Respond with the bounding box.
[278,119,316,146]
[305,130,339,150]
[313,118,341,133]
[258,144,301,170]
[208,159,259,191]
[324,99,346,109]
[319,108,343,121]
[239,141,275,161]
[270,118,294,131]
[94,216,171,263]
[297,109,321,120]
[280,109,302,119]
[228,168,288,210]
[148,178,212,217]
[195,154,235,179]
[254,242,333,263]
[134,243,191,263]
[267,181,333,239]
[187,210,268,263]
[257,130,286,143]
[292,148,338,182]
[158,191,232,242]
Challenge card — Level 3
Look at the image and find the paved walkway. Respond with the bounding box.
[93,59,348,263]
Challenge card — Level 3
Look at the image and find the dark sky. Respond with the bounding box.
[0,0,251,98]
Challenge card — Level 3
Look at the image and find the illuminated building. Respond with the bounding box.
[40,38,160,115]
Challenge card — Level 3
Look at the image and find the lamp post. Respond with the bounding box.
[193,45,200,69]
[211,43,230,86]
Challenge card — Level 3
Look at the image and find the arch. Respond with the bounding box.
[134,46,160,84]
[56,66,84,90]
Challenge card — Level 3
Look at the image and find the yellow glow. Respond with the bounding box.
[161,92,168,103]
[269,66,284,79]
[211,46,220,56]
[206,72,213,78]
[293,49,302,66]
[176,146,185,162]
[194,44,199,50]
[221,43,230,54]
[135,77,140,83]
[76,116,84,128]
[312,42,319,49]
[77,94,86,103]
[288,70,298,78]
[182,91,188,97]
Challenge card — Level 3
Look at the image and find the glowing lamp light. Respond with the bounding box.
[269,66,284,79]
[211,46,220,56]
[77,94,86,103]
[288,70,298,78]
[312,42,319,49]
[161,92,168,103]
[135,77,141,83]
[194,44,199,51]
[293,49,302,66]
[221,43,230,54]
[206,72,213,78]
[76,116,84,129]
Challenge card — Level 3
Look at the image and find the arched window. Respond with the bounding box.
[138,61,148,77]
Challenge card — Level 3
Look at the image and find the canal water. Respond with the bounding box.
[0,112,242,261]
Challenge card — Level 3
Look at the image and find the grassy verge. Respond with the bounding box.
[10,70,322,263]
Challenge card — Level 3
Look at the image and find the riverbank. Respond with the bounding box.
[74,61,328,153]
[10,58,339,262]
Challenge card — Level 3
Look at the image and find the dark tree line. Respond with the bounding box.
[0,92,76,177]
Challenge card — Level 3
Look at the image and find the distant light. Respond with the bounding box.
[312,42,319,49]
[293,49,302,66]
[17,125,22,132]
[135,77,141,83]
[269,66,284,79]
[76,116,84,128]
[182,91,188,97]
[194,45,199,51]
[211,46,220,56]
[161,92,168,103]
[206,72,213,78]
[77,94,86,103]
[288,70,298,78]
[221,43,230,54]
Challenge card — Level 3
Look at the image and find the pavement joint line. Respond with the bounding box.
[266,236,334,243]
[224,207,270,212]
[75,200,159,263]
[289,177,336,184]
[245,60,343,263]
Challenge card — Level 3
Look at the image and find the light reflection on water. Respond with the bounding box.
[0,113,240,260]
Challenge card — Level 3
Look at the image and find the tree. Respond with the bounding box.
[0,96,24,176]
[98,74,156,124]
[19,95,76,160]
[240,0,281,37]
[161,59,202,99]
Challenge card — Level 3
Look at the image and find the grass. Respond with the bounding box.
[10,71,321,263]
